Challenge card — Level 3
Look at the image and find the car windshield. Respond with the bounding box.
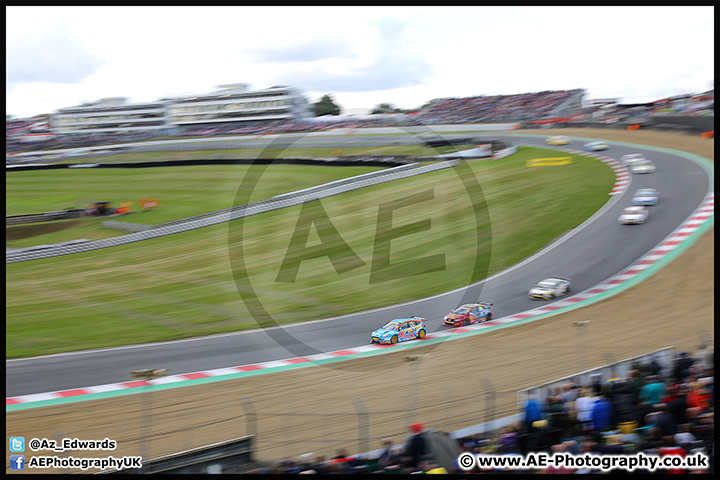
[635,189,656,195]
[624,207,642,214]
[452,306,471,314]
[381,322,399,331]
[538,280,558,287]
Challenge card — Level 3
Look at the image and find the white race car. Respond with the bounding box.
[629,160,656,174]
[528,277,571,300]
[620,153,647,166]
[618,206,649,224]
[546,135,571,146]
[584,141,609,152]
[632,188,659,206]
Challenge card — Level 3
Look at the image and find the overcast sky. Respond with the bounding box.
[6,6,715,118]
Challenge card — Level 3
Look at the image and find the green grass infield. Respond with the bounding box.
[6,146,614,358]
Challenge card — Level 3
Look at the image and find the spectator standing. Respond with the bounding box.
[686,381,712,412]
[628,369,646,407]
[377,437,394,468]
[591,394,614,432]
[654,403,678,437]
[404,423,427,470]
[694,344,713,372]
[498,424,520,454]
[673,352,695,383]
[639,375,668,410]
[574,387,598,433]
[659,436,687,474]
[523,394,544,433]
[674,423,697,448]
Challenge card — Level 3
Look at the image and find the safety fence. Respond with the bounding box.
[10,376,515,474]
[6,160,458,264]
[12,340,705,475]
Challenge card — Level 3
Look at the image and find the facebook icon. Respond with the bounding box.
[10,455,25,470]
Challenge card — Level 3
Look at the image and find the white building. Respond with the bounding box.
[50,84,314,136]
[52,97,169,135]
[165,84,313,131]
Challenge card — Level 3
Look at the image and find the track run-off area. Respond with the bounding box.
[6,128,714,467]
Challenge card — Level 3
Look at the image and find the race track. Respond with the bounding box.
[5,134,712,398]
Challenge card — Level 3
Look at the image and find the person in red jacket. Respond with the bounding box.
[659,436,686,474]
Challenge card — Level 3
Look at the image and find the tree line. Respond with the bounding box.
[313,94,432,117]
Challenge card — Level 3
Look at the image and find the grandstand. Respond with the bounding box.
[412,89,585,125]
[165,84,313,133]
[52,97,169,136]
[7,87,713,156]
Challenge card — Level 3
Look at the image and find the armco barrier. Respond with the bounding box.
[6,161,456,263]
[154,163,420,229]
[6,210,86,226]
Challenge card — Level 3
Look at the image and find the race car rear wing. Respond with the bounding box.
[477,301,493,307]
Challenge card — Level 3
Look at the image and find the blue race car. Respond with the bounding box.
[584,141,609,152]
[632,188,659,206]
[371,317,427,344]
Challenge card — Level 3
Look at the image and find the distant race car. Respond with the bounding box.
[529,277,571,300]
[584,141,609,152]
[619,206,649,224]
[371,317,427,345]
[632,188,659,206]
[629,160,656,174]
[620,153,647,166]
[546,135,571,146]
[443,302,493,327]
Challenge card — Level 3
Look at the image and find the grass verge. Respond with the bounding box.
[6,146,614,358]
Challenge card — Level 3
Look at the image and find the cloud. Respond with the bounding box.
[6,24,107,88]
[274,17,433,93]
[249,37,356,63]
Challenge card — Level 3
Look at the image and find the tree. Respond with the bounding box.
[314,94,341,116]
[370,103,400,114]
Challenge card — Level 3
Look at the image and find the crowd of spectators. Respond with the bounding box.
[412,89,584,125]
[6,88,713,157]
[5,130,159,154]
[242,344,713,474]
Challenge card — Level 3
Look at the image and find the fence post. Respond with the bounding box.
[240,398,257,437]
[404,354,425,427]
[479,378,495,435]
[603,352,617,369]
[352,397,369,456]
[697,329,712,347]
[572,321,592,372]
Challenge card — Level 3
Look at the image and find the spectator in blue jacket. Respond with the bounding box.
[591,394,614,432]
[524,394,544,433]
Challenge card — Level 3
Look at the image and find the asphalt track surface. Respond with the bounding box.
[6,134,711,398]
